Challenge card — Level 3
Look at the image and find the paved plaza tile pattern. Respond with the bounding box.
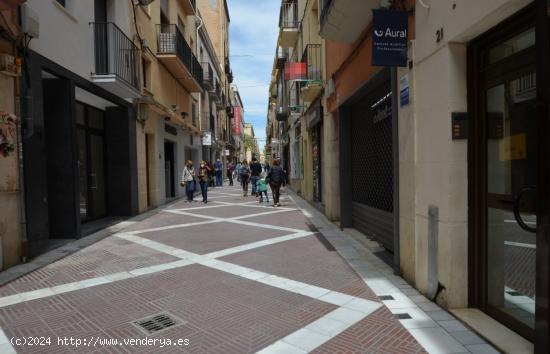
[0,185,452,353]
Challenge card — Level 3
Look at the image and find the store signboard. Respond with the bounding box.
[233,107,242,135]
[202,131,212,146]
[372,9,409,67]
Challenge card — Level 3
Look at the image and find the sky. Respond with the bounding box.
[227,0,280,151]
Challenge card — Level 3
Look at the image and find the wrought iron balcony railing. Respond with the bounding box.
[156,24,203,88]
[202,62,214,90]
[279,1,299,29]
[91,22,140,90]
[302,44,322,82]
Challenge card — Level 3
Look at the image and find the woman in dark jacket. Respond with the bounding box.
[266,159,286,207]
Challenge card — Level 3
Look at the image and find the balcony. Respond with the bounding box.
[202,62,214,91]
[179,0,196,15]
[156,24,203,93]
[319,0,378,42]
[300,44,323,102]
[91,23,141,98]
[210,80,223,107]
[278,1,300,48]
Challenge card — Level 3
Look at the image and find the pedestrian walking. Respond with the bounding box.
[240,160,251,197]
[257,176,269,203]
[181,160,196,202]
[266,159,286,207]
[214,158,223,187]
[207,161,215,188]
[197,160,211,203]
[236,162,242,182]
[227,161,235,186]
[250,157,262,197]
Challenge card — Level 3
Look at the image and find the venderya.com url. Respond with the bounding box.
[11,336,190,348]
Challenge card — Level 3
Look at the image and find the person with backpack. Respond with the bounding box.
[266,158,286,207]
[250,157,262,197]
[180,160,196,202]
[197,160,212,203]
[240,160,251,197]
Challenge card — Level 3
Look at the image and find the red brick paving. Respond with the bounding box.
[242,211,314,232]
[137,222,289,255]
[0,186,429,353]
[124,213,206,232]
[0,238,178,294]
[312,307,428,354]
[221,236,379,302]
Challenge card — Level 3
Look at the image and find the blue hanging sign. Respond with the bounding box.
[372,9,409,67]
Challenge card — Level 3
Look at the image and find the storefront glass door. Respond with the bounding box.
[76,102,107,222]
[470,9,538,340]
[485,70,537,330]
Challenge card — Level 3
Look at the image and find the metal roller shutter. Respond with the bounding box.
[350,80,394,251]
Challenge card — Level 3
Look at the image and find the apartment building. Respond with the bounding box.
[267,0,326,208]
[17,0,141,258]
[279,0,548,351]
[0,0,235,272]
[196,0,233,169]
[135,0,203,210]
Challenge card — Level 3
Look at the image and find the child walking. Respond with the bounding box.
[257,177,269,203]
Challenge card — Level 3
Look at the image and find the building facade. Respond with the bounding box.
[267,0,326,207]
[0,0,234,272]
[266,0,550,351]
[135,0,203,211]
[197,0,234,170]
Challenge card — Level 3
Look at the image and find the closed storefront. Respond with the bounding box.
[343,69,394,251]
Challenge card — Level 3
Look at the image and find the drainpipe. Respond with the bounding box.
[196,14,204,134]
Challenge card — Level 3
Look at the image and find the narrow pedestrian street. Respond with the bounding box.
[0,186,498,354]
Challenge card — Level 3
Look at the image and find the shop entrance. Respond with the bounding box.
[469,6,540,341]
[164,141,176,199]
[76,102,107,222]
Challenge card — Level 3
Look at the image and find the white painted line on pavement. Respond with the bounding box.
[0,259,194,309]
[203,231,315,258]
[128,219,222,235]
[257,302,381,354]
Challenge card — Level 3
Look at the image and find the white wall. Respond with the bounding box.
[406,0,534,308]
[26,0,133,80]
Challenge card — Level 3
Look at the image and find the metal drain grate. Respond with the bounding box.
[378,295,394,301]
[133,313,183,335]
[395,313,412,320]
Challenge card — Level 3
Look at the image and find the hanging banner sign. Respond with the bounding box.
[372,9,409,67]
[202,131,212,146]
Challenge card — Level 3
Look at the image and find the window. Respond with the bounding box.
[192,103,197,126]
[56,0,66,7]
